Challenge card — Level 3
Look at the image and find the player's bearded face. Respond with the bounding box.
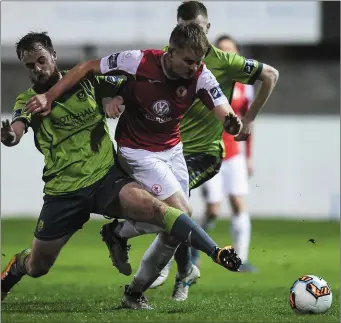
[171,48,204,79]
[22,46,58,85]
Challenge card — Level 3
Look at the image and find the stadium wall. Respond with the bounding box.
[1,115,339,221]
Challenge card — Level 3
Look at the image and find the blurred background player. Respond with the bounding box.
[191,35,256,272]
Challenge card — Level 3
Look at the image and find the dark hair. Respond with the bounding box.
[16,31,54,60]
[215,34,241,53]
[177,1,208,20]
[169,22,210,57]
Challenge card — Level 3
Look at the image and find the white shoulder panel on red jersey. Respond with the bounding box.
[196,65,228,107]
[100,50,144,75]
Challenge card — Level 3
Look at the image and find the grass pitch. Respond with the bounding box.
[1,218,340,322]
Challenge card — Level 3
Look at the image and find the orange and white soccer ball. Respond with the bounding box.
[289,275,332,314]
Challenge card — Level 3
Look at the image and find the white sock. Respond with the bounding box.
[231,212,251,263]
[128,234,178,292]
[116,220,163,239]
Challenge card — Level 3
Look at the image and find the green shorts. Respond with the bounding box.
[185,152,223,191]
[34,164,134,241]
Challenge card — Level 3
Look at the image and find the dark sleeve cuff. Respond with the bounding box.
[11,117,30,133]
[248,62,263,85]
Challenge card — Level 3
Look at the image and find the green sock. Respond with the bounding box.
[162,207,183,233]
[163,209,218,257]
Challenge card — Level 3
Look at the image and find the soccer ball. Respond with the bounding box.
[289,275,332,314]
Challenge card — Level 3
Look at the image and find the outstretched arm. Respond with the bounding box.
[25,50,143,116]
[47,60,102,103]
[25,60,103,116]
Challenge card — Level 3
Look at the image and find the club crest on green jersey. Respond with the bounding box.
[76,90,87,102]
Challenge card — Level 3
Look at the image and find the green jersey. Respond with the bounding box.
[12,72,124,195]
[180,45,263,157]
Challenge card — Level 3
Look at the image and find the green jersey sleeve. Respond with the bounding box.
[93,75,126,100]
[11,91,33,133]
[221,51,263,85]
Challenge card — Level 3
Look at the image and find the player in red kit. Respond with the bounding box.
[194,35,257,272]
[98,2,278,303]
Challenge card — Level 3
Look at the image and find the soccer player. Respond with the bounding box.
[1,31,242,302]
[191,34,257,272]
[101,1,279,304]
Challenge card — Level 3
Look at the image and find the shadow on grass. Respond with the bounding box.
[110,304,188,314]
[3,301,188,314]
[2,300,109,314]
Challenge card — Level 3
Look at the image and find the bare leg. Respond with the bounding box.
[25,234,73,277]
[1,233,74,300]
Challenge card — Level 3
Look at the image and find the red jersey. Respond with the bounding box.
[223,82,254,160]
[100,49,228,152]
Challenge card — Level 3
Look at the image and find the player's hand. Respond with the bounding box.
[223,113,242,136]
[234,119,252,142]
[246,158,254,177]
[104,96,124,119]
[1,119,16,146]
[25,94,52,117]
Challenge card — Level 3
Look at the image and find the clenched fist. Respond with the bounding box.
[223,113,242,136]
[1,119,16,146]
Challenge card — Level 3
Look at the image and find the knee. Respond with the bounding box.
[164,191,192,217]
[27,260,51,278]
[230,196,245,214]
[206,203,220,218]
[176,204,192,218]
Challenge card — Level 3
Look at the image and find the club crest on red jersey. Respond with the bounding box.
[176,85,187,98]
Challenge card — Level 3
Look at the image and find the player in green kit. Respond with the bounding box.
[1,31,243,302]
[0,32,132,301]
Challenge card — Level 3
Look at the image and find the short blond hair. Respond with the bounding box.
[169,22,209,57]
